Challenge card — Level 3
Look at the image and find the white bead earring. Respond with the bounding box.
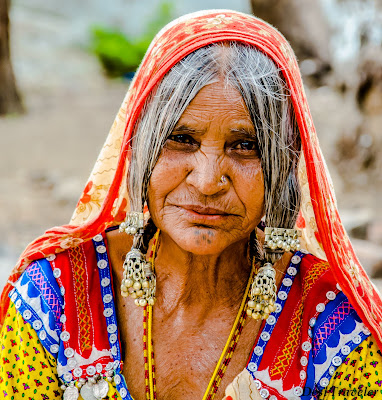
[247,226,301,320]
[119,212,157,306]
[120,248,156,306]
[119,212,144,235]
[264,227,301,252]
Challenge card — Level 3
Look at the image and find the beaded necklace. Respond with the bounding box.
[143,230,256,400]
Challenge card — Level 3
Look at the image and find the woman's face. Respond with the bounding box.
[148,80,264,255]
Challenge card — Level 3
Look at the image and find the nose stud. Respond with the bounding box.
[220,175,227,184]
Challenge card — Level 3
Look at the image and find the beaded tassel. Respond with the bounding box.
[119,211,154,303]
[120,248,156,306]
[246,262,277,320]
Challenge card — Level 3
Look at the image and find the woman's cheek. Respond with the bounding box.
[147,152,188,218]
[232,160,265,223]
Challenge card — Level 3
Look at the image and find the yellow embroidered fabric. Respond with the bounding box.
[0,303,121,399]
[2,302,382,400]
[318,335,382,400]
[0,302,62,399]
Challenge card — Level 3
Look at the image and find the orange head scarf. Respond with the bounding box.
[2,10,382,348]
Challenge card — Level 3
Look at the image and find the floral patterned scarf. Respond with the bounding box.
[2,9,381,349]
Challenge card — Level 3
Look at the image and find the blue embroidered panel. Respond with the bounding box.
[307,291,370,394]
[313,292,360,360]
[10,258,64,357]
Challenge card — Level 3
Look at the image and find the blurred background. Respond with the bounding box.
[0,0,381,291]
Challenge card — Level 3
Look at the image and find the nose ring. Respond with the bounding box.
[220,175,227,184]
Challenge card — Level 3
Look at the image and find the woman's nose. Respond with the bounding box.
[186,153,229,196]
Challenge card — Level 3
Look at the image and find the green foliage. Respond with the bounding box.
[90,2,174,77]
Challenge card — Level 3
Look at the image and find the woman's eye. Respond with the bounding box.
[165,134,198,150]
[168,134,195,144]
[232,140,259,152]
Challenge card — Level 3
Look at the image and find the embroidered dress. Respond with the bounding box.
[1,11,381,351]
[1,236,381,399]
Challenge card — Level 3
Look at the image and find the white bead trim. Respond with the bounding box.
[316,303,325,313]
[246,251,306,385]
[278,291,287,300]
[96,245,107,254]
[299,370,306,380]
[98,259,108,269]
[248,362,257,372]
[320,377,329,387]
[301,341,312,352]
[60,331,70,341]
[326,291,336,300]
[64,347,75,358]
[53,268,61,278]
[293,386,303,396]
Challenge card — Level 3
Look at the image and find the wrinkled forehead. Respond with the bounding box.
[128,9,298,121]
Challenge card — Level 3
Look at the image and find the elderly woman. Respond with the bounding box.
[0,10,381,400]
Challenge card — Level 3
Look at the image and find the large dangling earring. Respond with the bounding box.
[247,227,301,320]
[120,248,156,306]
[247,262,277,320]
[246,229,276,320]
[119,212,157,306]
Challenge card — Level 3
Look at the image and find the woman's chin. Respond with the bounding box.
[179,242,227,256]
[163,226,245,257]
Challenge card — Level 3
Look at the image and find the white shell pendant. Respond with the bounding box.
[80,384,98,400]
[63,386,79,400]
[93,379,109,399]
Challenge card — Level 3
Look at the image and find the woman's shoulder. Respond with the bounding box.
[296,252,374,390]
[9,255,65,358]
[13,233,103,302]
[7,231,123,390]
[298,251,333,282]
[247,251,375,397]
[296,252,369,351]
[296,252,366,334]
[9,232,109,355]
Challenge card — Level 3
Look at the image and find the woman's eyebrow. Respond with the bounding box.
[230,127,257,137]
[172,124,206,134]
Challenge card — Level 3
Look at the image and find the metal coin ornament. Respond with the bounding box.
[93,379,109,399]
[120,248,156,306]
[63,385,80,400]
[247,263,277,320]
[80,384,97,400]
[264,227,301,252]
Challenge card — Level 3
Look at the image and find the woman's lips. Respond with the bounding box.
[176,204,233,223]
[181,204,229,215]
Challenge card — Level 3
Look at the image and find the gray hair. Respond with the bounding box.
[129,42,301,263]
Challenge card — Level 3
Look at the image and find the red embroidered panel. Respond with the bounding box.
[57,239,111,358]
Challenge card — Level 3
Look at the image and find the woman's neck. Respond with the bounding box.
[153,232,252,316]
